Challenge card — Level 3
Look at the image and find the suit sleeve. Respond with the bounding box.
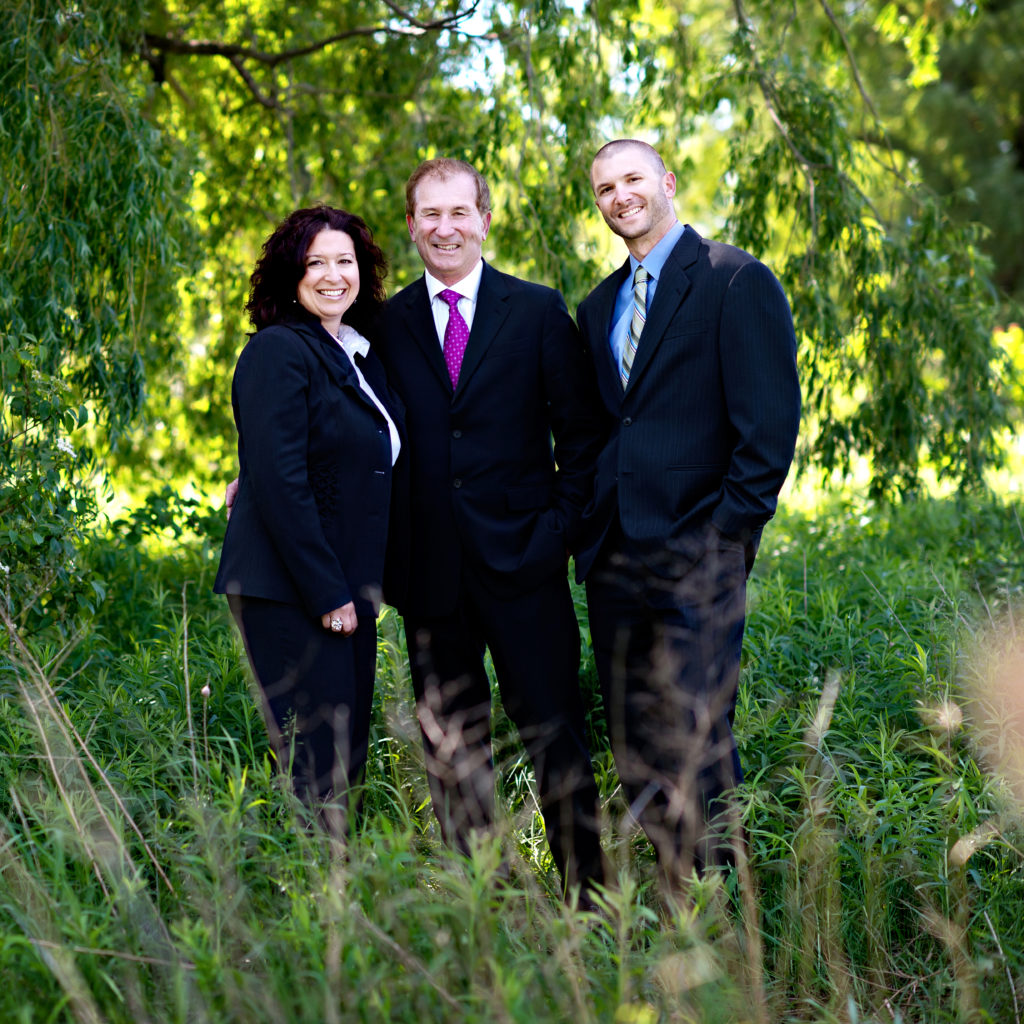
[712,260,801,538]
[233,330,352,615]
[539,290,606,544]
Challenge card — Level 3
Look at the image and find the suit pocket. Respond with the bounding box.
[660,318,709,342]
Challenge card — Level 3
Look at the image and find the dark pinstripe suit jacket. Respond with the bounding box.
[573,224,801,581]
[214,316,403,618]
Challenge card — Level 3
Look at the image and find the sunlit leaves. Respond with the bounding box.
[0,0,191,629]
[2,0,1019,508]
[1,0,191,431]
[698,1,1011,499]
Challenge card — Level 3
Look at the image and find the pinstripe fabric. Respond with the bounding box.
[620,265,648,388]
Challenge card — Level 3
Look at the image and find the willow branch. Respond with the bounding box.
[227,54,280,110]
[732,0,821,249]
[141,0,481,69]
[816,0,906,182]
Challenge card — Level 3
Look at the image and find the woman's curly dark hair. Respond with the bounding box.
[246,206,388,336]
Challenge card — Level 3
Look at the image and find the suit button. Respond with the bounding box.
[622,416,633,426]
[452,429,462,438]
[453,478,462,488]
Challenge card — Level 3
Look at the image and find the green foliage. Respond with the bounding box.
[856,0,1024,305]
[575,0,1013,499]
[0,0,192,430]
[2,493,1024,1022]
[740,495,1024,1018]
[0,355,102,632]
[124,0,489,490]
[0,0,194,629]
[4,0,1020,503]
[718,6,1010,498]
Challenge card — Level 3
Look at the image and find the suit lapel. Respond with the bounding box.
[396,278,453,393]
[586,261,630,400]
[288,319,352,390]
[624,227,699,394]
[291,319,385,419]
[454,262,509,395]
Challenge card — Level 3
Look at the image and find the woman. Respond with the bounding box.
[214,205,402,825]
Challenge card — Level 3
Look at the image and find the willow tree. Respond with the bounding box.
[2,0,1017,570]
[130,0,1015,501]
[546,0,1012,497]
[1,0,192,626]
[119,0,503,489]
[847,0,1024,306]
[715,0,1010,496]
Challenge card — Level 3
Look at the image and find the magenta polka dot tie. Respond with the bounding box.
[439,289,469,387]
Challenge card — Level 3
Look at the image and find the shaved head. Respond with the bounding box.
[589,139,677,258]
[590,139,667,186]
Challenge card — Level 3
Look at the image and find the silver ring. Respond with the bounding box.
[330,618,343,632]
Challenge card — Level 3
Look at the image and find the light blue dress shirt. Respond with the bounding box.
[608,220,686,367]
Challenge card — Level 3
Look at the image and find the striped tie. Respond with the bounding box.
[620,265,648,388]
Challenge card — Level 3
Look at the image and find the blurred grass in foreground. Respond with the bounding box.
[1,492,1022,1022]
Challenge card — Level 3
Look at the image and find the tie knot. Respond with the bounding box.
[633,266,648,285]
[439,288,463,309]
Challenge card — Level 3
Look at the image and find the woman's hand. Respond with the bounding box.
[322,602,357,635]
[225,477,239,519]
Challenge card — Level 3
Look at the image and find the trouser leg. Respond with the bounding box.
[467,570,605,894]
[228,595,376,820]
[586,535,746,881]
[404,607,496,852]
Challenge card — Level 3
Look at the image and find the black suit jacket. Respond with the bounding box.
[380,262,603,617]
[574,225,801,580]
[214,315,404,618]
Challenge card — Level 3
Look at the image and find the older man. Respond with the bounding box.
[380,158,606,900]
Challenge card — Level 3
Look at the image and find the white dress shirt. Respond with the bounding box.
[336,324,401,465]
[423,260,484,349]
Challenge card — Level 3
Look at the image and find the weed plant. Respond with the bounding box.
[0,493,1022,1022]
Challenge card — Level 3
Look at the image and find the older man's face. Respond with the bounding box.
[407,171,491,286]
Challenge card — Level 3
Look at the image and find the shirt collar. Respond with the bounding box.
[628,220,685,281]
[424,259,484,304]
[336,323,371,360]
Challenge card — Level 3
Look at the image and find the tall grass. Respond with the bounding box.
[1,493,1022,1022]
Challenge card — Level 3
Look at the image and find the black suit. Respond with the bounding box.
[380,262,605,893]
[575,224,800,879]
[215,314,403,809]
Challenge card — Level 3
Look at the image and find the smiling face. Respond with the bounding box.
[590,146,678,259]
[296,229,359,335]
[406,171,491,286]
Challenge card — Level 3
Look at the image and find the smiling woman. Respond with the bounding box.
[296,229,360,335]
[214,205,403,829]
